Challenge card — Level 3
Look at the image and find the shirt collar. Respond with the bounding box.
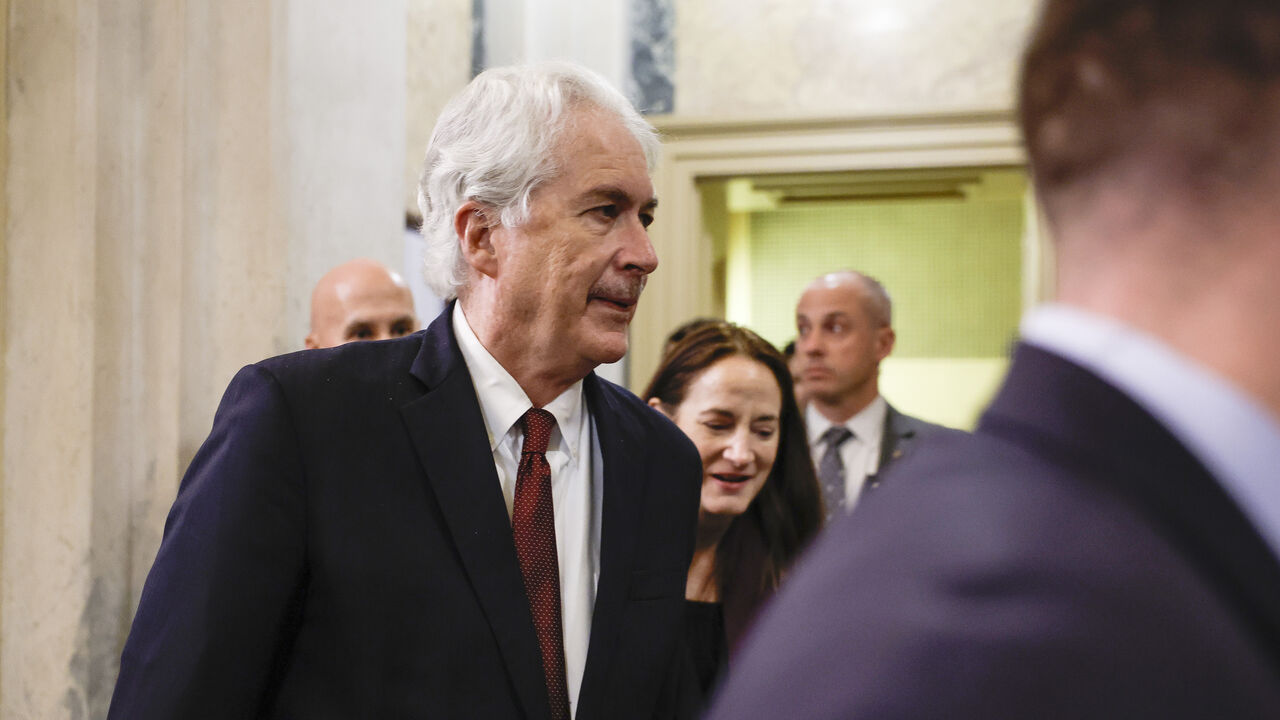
[1021,303,1280,561]
[807,395,886,445]
[848,395,887,444]
[452,303,586,458]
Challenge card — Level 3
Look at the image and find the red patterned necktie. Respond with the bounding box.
[515,408,570,720]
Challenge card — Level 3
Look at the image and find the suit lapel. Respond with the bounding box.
[981,343,1280,663]
[399,306,549,720]
[575,375,645,717]
[872,404,913,486]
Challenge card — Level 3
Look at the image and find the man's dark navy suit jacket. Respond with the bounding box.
[108,308,702,719]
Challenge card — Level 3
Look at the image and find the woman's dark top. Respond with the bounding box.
[684,600,728,697]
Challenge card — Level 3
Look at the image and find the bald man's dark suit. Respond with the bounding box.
[709,344,1280,718]
[865,403,962,491]
[108,309,702,719]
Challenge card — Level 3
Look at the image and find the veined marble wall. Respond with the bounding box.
[675,0,1039,115]
[1,2,408,717]
[629,0,675,113]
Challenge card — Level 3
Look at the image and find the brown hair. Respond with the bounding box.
[1019,0,1280,207]
[643,322,822,645]
[661,317,721,360]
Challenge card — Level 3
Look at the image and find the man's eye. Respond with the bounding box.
[348,326,373,340]
[640,212,654,228]
[592,205,620,220]
[391,322,412,336]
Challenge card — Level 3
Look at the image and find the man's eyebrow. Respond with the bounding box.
[578,186,659,210]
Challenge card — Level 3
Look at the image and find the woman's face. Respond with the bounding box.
[662,355,782,520]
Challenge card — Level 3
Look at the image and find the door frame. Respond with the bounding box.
[630,109,1039,390]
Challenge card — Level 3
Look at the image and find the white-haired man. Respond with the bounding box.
[110,63,701,720]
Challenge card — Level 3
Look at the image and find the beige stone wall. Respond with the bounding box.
[0,2,8,707]
[675,0,1038,116]
[4,6,106,716]
[405,0,473,214]
[0,1,409,716]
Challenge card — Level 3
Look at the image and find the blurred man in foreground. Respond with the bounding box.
[709,1,1280,717]
[305,257,418,349]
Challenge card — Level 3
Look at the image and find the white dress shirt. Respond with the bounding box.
[807,395,887,511]
[453,304,601,718]
[1021,304,1280,563]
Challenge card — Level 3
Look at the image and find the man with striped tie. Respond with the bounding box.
[794,270,959,521]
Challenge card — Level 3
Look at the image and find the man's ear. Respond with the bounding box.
[304,333,319,350]
[875,326,896,361]
[455,200,499,279]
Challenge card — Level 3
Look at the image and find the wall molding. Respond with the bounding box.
[629,108,1031,391]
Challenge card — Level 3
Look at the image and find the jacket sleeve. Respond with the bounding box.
[108,364,308,719]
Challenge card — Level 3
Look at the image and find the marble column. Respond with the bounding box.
[4,4,110,717]
[1,2,408,717]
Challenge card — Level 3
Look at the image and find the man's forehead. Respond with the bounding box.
[800,282,866,309]
[342,307,416,325]
[554,109,651,181]
[797,306,855,321]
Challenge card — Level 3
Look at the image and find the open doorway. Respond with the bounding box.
[702,167,1026,428]
[632,112,1047,429]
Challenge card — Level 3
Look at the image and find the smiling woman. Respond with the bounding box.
[643,322,822,700]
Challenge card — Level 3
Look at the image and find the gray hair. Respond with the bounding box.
[416,62,660,300]
[851,271,893,328]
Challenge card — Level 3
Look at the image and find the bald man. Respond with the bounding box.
[305,258,419,349]
[795,270,959,521]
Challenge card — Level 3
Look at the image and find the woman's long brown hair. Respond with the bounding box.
[643,321,823,644]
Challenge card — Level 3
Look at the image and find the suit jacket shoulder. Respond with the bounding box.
[708,345,1280,720]
[875,402,967,481]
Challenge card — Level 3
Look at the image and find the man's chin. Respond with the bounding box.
[581,331,628,368]
[590,342,627,367]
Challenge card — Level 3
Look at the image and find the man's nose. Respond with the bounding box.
[620,216,658,275]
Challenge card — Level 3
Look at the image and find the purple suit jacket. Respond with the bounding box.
[708,343,1280,718]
